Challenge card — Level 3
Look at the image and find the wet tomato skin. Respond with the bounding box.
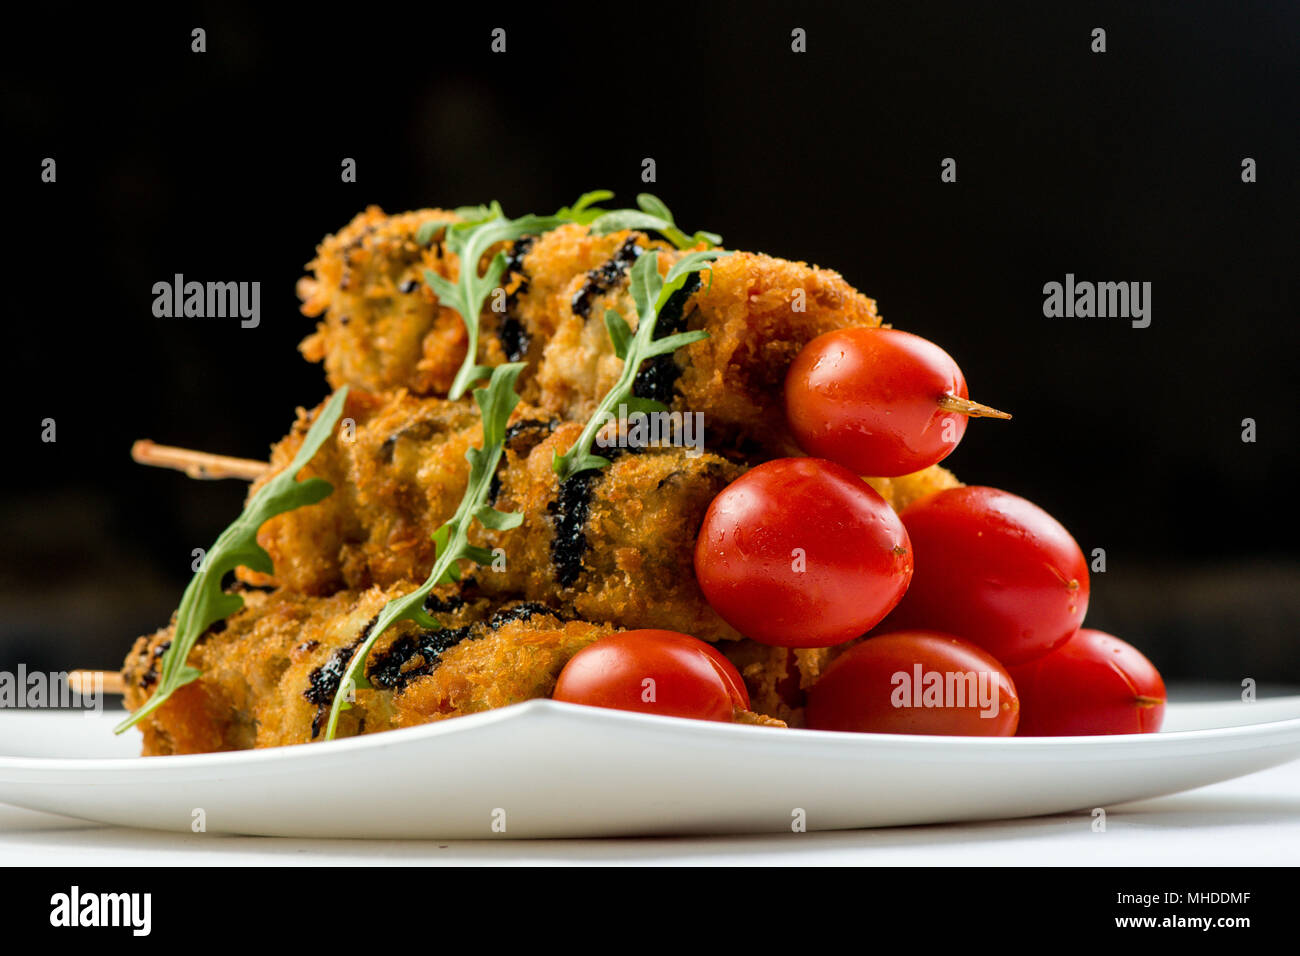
[1009,629,1166,735]
[693,458,913,648]
[806,630,1020,736]
[886,486,1090,666]
[553,629,749,722]
[784,327,971,477]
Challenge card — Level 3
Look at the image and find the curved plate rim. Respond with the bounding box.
[3,697,1300,776]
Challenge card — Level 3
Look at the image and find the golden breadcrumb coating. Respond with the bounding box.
[239,388,484,594]
[535,243,882,455]
[480,421,745,640]
[718,643,834,727]
[864,465,963,514]
[389,617,610,726]
[298,206,470,398]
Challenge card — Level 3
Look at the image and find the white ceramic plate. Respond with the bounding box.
[1,698,1298,839]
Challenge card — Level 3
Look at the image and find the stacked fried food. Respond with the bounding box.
[123,205,960,753]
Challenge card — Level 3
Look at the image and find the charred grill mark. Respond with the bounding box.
[548,469,602,588]
[632,272,701,405]
[423,592,467,615]
[571,237,643,319]
[497,318,529,362]
[497,236,535,361]
[305,617,374,739]
[138,640,172,689]
[366,625,476,690]
[305,633,364,708]
[545,446,640,588]
[501,235,533,303]
[487,601,568,629]
[488,418,558,505]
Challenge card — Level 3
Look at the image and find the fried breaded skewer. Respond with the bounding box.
[129,386,962,641]
[119,583,789,754]
[298,210,885,456]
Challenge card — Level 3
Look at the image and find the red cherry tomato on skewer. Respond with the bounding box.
[784,327,1010,477]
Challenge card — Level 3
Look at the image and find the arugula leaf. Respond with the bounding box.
[414,192,719,401]
[555,190,616,225]
[422,211,567,399]
[115,387,351,734]
[453,201,505,223]
[414,201,506,246]
[551,250,728,481]
[588,193,722,250]
[603,308,633,360]
[415,219,453,247]
[322,364,526,741]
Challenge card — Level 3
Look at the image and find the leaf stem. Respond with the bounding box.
[552,250,726,481]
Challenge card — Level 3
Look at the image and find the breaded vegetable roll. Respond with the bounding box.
[121,584,785,754]
[298,210,882,454]
[241,390,959,634]
[122,584,615,753]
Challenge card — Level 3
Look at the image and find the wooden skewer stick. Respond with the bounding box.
[935,394,1013,420]
[68,670,125,695]
[132,440,269,480]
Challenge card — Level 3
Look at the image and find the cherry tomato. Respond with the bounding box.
[694,458,912,648]
[806,631,1020,735]
[784,327,1009,477]
[553,629,750,722]
[886,486,1089,666]
[1010,629,1166,735]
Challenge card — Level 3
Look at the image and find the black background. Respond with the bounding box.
[3,2,1297,681]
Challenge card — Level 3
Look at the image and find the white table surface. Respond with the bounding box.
[3,752,1297,866]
